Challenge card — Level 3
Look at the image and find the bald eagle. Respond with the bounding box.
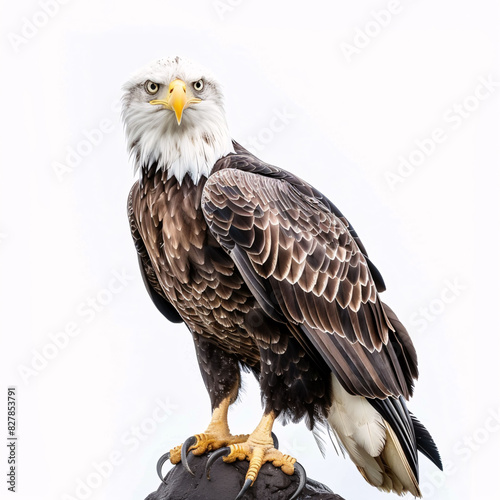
[122,56,441,499]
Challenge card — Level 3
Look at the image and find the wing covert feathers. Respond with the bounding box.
[202,169,381,341]
[202,167,417,400]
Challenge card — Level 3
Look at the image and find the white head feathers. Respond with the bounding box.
[121,56,234,184]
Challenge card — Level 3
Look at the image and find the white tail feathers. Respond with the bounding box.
[327,375,421,497]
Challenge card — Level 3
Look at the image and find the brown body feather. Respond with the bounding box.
[129,166,260,367]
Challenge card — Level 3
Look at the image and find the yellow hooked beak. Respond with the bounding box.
[149,79,201,125]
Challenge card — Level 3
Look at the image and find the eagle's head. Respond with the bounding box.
[122,56,234,184]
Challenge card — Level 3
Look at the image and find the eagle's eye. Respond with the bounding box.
[193,79,204,91]
[144,80,160,95]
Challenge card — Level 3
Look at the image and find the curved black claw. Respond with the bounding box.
[271,432,279,450]
[156,451,171,485]
[205,447,230,480]
[181,436,197,476]
[289,461,307,500]
[235,477,252,500]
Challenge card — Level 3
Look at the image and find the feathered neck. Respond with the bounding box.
[123,102,234,185]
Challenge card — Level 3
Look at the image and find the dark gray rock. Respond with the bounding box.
[146,452,345,500]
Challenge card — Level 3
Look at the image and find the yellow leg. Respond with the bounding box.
[169,395,248,464]
[223,411,296,485]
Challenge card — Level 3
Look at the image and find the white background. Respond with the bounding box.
[1,1,499,499]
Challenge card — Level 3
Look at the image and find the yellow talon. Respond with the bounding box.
[189,432,250,456]
[166,393,248,465]
[222,411,297,486]
[168,444,182,464]
[246,447,264,484]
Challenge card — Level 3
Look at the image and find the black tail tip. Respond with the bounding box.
[411,412,443,471]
